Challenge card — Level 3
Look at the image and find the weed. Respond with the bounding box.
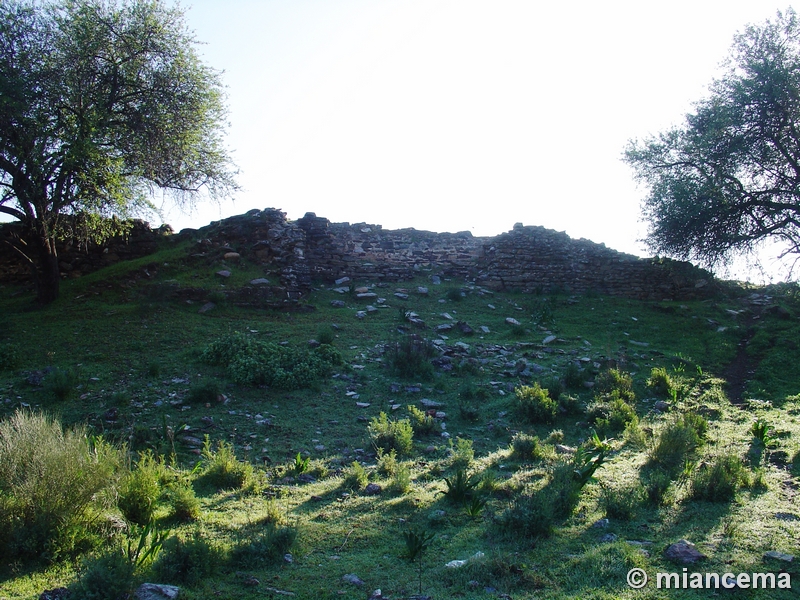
[343,461,369,490]
[71,548,136,600]
[464,494,487,519]
[376,448,399,476]
[368,412,414,455]
[546,429,565,444]
[558,393,583,415]
[316,327,335,346]
[401,526,435,596]
[198,437,254,491]
[440,469,480,504]
[292,452,311,475]
[391,465,412,495]
[151,532,222,586]
[510,432,542,460]
[691,452,749,502]
[449,436,475,469]
[623,420,648,449]
[514,382,558,423]
[186,379,221,405]
[648,412,707,469]
[0,410,123,562]
[643,468,674,507]
[750,417,775,448]
[587,391,638,436]
[407,404,438,435]
[125,521,167,569]
[563,362,586,389]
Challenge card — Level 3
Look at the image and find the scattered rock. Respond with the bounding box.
[284,553,294,564]
[664,540,706,564]
[134,583,181,600]
[215,270,231,278]
[774,512,800,521]
[542,335,557,344]
[223,252,240,260]
[198,301,216,314]
[555,444,576,454]
[599,533,618,543]
[764,550,794,562]
[250,278,270,285]
[505,317,521,326]
[330,300,346,308]
[364,483,382,495]
[368,590,384,600]
[591,518,609,529]
[335,276,351,285]
[480,325,490,333]
[420,398,444,408]
[355,311,367,319]
[39,588,70,600]
[342,574,365,587]
[654,400,670,412]
[417,286,429,295]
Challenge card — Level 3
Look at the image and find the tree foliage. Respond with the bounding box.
[0,0,237,301]
[625,9,800,270]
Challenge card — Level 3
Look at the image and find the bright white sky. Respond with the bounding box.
[159,2,798,278]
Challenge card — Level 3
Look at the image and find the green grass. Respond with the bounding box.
[1,241,799,599]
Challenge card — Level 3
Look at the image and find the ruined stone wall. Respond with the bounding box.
[0,208,715,301]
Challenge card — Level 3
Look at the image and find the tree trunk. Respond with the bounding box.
[33,233,60,304]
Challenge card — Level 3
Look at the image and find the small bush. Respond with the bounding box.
[118,452,162,526]
[151,533,221,586]
[343,461,369,490]
[450,437,475,469]
[368,412,414,455]
[407,404,438,435]
[514,383,557,424]
[186,379,221,405]
[231,523,297,568]
[563,362,586,389]
[643,468,674,507]
[558,393,583,415]
[168,483,200,522]
[588,392,638,436]
[45,367,80,401]
[377,448,399,476]
[388,336,435,380]
[446,288,465,302]
[600,481,643,521]
[198,438,254,491]
[0,342,20,372]
[647,367,674,397]
[71,548,136,600]
[546,429,564,444]
[595,368,635,403]
[648,412,707,469]
[316,328,335,346]
[691,453,749,502]
[0,410,123,562]
[499,490,556,538]
[391,465,412,495]
[440,469,480,504]
[202,332,342,389]
[510,432,543,460]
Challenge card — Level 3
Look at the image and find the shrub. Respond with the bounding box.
[563,362,586,389]
[514,383,558,424]
[343,461,369,490]
[186,379,221,405]
[0,410,122,562]
[0,342,20,372]
[510,432,543,460]
[588,391,638,436]
[377,448,399,476]
[595,368,635,403]
[643,468,674,507]
[316,327,335,346]
[118,452,162,526]
[407,404,438,435]
[440,469,480,504]
[691,453,749,502]
[368,412,414,456]
[648,412,707,469]
[197,438,254,491]
[391,465,413,495]
[450,437,475,469]
[231,523,297,568]
[388,336,435,380]
[168,483,200,522]
[546,429,564,444]
[446,288,465,302]
[45,367,80,401]
[600,481,643,521]
[151,533,221,585]
[71,548,136,600]
[202,332,341,389]
[647,367,674,398]
[558,393,583,415]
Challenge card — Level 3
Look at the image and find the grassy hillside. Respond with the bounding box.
[1,238,799,599]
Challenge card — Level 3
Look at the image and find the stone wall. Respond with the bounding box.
[0,208,715,301]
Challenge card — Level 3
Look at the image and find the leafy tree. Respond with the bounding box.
[0,0,237,302]
[625,9,800,270]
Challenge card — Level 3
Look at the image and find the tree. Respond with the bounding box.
[624,9,800,271]
[0,0,237,302]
